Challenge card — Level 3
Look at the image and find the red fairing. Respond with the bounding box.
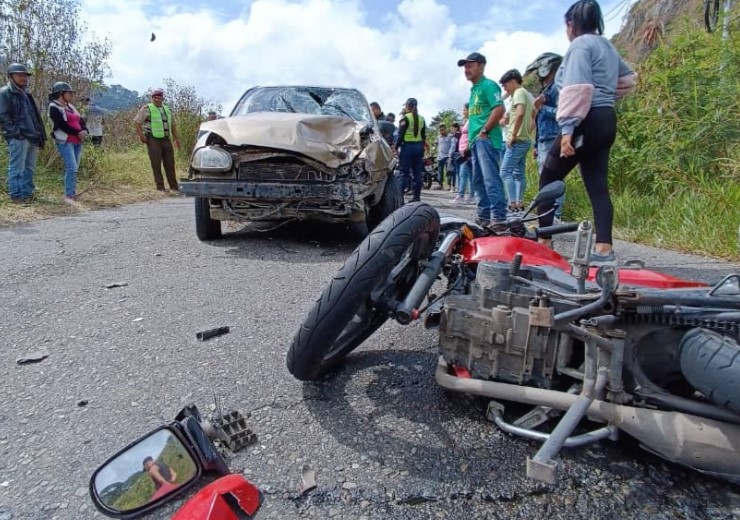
[171,474,261,520]
[461,237,706,289]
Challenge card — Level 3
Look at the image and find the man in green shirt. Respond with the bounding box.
[499,69,534,211]
[458,52,508,229]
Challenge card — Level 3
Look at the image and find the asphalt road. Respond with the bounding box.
[0,191,739,520]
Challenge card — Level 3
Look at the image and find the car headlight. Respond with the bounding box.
[191,146,233,172]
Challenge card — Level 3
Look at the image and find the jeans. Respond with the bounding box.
[471,138,507,221]
[500,140,531,204]
[448,156,459,188]
[436,156,448,185]
[399,141,424,200]
[6,138,39,199]
[537,139,564,218]
[56,141,83,197]
[457,159,472,197]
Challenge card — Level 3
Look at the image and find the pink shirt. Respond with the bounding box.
[458,120,469,153]
[65,107,83,144]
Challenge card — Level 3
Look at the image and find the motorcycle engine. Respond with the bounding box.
[438,262,567,388]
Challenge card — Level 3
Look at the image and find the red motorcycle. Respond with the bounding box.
[287,182,740,485]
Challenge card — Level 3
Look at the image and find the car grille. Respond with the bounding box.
[237,160,334,182]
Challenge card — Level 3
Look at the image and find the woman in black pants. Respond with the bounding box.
[538,0,636,264]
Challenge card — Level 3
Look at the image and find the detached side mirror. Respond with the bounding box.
[89,426,201,519]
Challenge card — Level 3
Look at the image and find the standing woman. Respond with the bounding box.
[48,82,87,203]
[537,0,637,263]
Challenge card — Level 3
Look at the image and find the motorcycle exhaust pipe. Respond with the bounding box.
[435,357,740,484]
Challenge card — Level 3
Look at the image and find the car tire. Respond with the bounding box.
[367,175,403,231]
[286,202,440,381]
[194,197,222,241]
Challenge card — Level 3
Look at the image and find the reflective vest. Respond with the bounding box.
[403,112,425,143]
[147,103,172,138]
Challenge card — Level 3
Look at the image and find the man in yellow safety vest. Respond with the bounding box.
[134,88,181,191]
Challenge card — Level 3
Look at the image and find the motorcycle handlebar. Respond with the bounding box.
[536,222,580,237]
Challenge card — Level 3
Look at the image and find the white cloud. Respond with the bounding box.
[80,0,634,119]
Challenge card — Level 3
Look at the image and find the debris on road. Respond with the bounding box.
[397,494,438,506]
[132,317,144,322]
[77,400,89,407]
[16,351,49,365]
[196,326,230,341]
[321,250,337,256]
[104,282,128,289]
[300,464,317,495]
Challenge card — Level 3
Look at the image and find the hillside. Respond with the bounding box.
[613,0,717,62]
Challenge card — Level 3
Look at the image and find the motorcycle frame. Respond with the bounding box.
[387,223,740,485]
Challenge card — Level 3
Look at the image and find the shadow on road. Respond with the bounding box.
[207,220,365,263]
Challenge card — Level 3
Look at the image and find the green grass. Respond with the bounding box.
[0,145,188,226]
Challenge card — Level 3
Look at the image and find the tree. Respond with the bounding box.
[429,109,461,130]
[0,0,111,104]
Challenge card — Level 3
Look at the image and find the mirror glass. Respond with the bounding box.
[534,180,565,205]
[93,428,198,512]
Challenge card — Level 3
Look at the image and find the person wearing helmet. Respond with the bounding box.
[526,52,565,219]
[134,88,181,191]
[48,82,88,203]
[0,63,47,203]
[394,98,427,202]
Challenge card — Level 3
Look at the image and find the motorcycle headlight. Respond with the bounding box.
[191,147,233,172]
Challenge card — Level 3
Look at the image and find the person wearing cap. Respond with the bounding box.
[499,69,534,212]
[457,52,508,230]
[0,63,47,203]
[394,98,427,202]
[49,82,88,203]
[134,89,181,191]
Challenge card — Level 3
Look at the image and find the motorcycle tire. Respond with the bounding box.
[366,175,403,231]
[679,328,740,414]
[287,203,441,381]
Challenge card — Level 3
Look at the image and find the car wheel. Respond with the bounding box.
[194,197,222,241]
[367,175,403,230]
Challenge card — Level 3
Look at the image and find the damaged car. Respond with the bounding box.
[180,86,401,241]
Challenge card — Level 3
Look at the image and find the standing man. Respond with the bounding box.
[457,52,508,229]
[499,69,534,212]
[435,124,453,190]
[370,102,386,121]
[82,97,105,147]
[395,98,427,203]
[527,52,564,219]
[0,63,47,203]
[134,88,181,191]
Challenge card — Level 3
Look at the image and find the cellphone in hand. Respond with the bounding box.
[574,135,584,150]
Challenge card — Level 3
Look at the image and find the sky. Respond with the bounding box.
[79,0,636,117]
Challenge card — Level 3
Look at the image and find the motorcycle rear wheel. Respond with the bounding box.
[679,328,740,414]
[287,203,440,381]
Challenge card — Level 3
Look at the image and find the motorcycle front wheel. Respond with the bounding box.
[287,203,441,381]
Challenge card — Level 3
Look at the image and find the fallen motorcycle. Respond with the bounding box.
[286,181,740,485]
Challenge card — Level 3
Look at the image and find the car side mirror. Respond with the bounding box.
[89,426,201,518]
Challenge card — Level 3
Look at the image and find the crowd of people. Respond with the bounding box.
[384,0,636,263]
[0,0,634,261]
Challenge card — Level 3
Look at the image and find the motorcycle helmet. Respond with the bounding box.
[51,81,74,94]
[525,52,563,79]
[7,63,31,76]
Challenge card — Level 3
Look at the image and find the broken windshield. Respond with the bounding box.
[231,86,372,122]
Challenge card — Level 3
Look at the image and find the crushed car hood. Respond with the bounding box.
[200,112,371,169]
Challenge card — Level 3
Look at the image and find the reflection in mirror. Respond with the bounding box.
[94,429,197,513]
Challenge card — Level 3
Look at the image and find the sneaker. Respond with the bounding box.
[488,219,509,234]
[451,195,464,204]
[590,250,616,266]
[63,195,77,204]
[464,195,475,205]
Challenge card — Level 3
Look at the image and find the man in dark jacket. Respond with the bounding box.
[0,63,47,203]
